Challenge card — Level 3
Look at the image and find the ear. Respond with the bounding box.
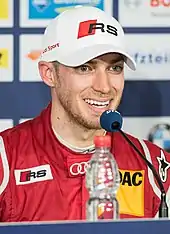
[38,61,56,87]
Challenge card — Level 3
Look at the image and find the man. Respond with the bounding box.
[0,6,169,222]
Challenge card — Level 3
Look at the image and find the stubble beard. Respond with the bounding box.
[56,89,101,130]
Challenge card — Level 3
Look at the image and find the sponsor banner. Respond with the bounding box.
[0,35,13,82]
[20,0,113,27]
[0,119,13,132]
[124,34,170,80]
[19,35,42,82]
[0,0,13,27]
[119,0,170,27]
[123,116,170,151]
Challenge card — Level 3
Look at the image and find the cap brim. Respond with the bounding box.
[57,44,136,71]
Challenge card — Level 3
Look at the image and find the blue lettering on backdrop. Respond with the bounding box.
[133,52,170,64]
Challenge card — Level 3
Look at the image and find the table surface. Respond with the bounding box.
[0,218,170,234]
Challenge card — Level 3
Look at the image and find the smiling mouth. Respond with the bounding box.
[84,98,111,108]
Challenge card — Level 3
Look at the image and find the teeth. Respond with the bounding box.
[84,99,110,106]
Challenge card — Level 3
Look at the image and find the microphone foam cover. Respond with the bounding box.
[100,110,123,132]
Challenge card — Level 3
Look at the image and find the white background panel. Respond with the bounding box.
[123,116,170,140]
[119,0,170,27]
[0,119,13,132]
[124,34,170,80]
[19,35,42,82]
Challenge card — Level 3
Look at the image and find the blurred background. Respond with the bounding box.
[1,0,170,151]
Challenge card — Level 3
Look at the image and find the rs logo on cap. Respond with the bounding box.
[77,19,118,39]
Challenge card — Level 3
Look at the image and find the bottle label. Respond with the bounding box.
[98,202,114,219]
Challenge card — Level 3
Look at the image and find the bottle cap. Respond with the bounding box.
[94,135,111,147]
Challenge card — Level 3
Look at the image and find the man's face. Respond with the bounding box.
[52,53,124,129]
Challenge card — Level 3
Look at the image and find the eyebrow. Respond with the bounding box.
[87,57,124,65]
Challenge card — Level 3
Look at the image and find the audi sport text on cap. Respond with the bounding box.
[40,6,136,70]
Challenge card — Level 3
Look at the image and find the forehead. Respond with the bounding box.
[87,53,124,63]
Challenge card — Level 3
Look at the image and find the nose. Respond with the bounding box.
[92,70,111,94]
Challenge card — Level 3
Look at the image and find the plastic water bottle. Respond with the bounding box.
[86,135,120,221]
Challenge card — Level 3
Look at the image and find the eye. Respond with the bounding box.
[75,64,93,73]
[109,64,124,73]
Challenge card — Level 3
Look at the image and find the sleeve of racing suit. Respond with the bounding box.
[139,138,170,218]
[0,136,10,221]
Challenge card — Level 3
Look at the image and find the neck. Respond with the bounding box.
[51,102,105,148]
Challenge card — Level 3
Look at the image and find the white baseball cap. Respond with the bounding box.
[40,6,136,70]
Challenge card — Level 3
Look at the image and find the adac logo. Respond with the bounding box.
[32,0,51,12]
[117,169,144,217]
[119,170,143,186]
[0,49,8,68]
[26,50,42,61]
[0,0,8,19]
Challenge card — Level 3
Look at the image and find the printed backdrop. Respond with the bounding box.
[1,0,170,151]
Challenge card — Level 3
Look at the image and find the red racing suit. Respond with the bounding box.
[0,103,169,222]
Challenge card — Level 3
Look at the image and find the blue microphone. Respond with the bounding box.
[100,109,169,218]
[100,110,123,132]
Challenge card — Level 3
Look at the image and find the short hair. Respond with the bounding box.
[52,61,59,72]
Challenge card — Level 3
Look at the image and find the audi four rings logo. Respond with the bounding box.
[70,162,89,176]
